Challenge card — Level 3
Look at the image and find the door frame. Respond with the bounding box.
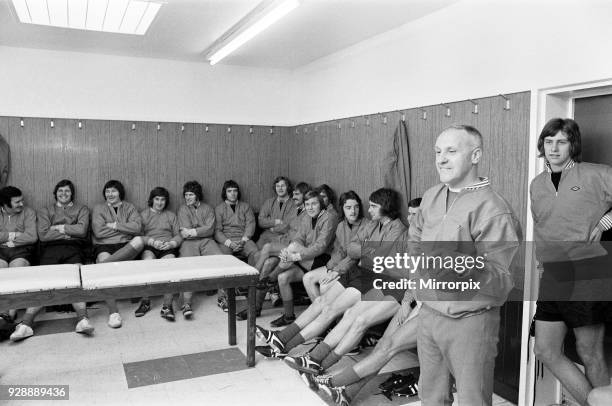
[520,77,612,406]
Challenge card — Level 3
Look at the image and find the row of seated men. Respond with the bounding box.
[0,176,342,341]
[3,124,525,406]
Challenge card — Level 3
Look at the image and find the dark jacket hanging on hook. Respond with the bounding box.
[382,120,411,222]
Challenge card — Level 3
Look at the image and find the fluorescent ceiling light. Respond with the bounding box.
[10,0,162,35]
[206,0,300,66]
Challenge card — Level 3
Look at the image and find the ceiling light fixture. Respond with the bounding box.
[205,0,300,66]
[10,0,162,35]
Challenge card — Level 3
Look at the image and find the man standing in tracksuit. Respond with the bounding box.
[409,124,522,405]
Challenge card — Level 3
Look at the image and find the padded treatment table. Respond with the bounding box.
[0,255,260,366]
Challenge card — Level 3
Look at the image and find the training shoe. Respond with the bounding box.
[10,323,34,342]
[300,372,318,391]
[134,300,151,317]
[378,372,415,392]
[182,303,193,319]
[255,345,287,359]
[317,377,350,406]
[160,305,175,321]
[236,308,261,321]
[284,353,322,374]
[256,325,286,353]
[270,314,295,328]
[75,317,95,335]
[216,296,228,312]
[108,312,122,328]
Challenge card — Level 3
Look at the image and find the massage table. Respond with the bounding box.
[0,255,259,366]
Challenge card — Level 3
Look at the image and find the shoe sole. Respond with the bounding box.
[284,358,320,374]
[183,312,193,319]
[10,334,33,342]
[76,327,94,335]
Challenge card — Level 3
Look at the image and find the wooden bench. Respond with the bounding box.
[0,255,259,366]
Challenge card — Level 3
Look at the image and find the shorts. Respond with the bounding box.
[0,245,34,264]
[296,253,331,273]
[143,247,179,259]
[93,242,128,259]
[534,300,611,328]
[345,266,405,303]
[39,242,84,265]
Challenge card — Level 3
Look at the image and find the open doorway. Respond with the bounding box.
[522,79,612,406]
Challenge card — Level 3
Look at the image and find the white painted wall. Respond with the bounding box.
[2,0,612,126]
[292,0,612,124]
[0,46,296,126]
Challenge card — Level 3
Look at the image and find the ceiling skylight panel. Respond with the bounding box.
[102,0,129,33]
[119,0,147,34]
[48,0,68,27]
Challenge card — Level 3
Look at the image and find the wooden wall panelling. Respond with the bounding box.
[8,117,38,208]
[179,122,202,202]
[157,122,179,211]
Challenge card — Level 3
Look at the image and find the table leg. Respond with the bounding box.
[247,285,256,367]
[227,287,236,346]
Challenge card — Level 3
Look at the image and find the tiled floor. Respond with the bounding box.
[0,295,516,406]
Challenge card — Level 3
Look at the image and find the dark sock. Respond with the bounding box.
[282,300,294,318]
[332,366,361,387]
[22,313,35,327]
[277,322,300,344]
[103,244,140,262]
[74,308,87,320]
[285,333,306,351]
[308,341,332,363]
[321,351,342,370]
[255,290,266,311]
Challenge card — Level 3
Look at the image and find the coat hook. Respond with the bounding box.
[441,104,451,117]
[249,127,254,134]
[269,127,274,134]
[400,112,405,122]
[205,125,209,133]
[419,108,427,120]
[499,94,511,110]
[351,121,355,128]
[337,122,341,129]
[382,115,387,125]
[295,128,299,134]
[469,99,479,114]
[227,126,231,133]
[157,123,161,131]
[131,123,136,130]
[50,119,55,128]
[20,118,24,128]
[181,124,185,132]
[78,120,82,129]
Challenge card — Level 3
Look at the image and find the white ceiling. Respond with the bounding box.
[0,0,458,69]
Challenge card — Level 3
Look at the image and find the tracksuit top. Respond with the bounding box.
[326,218,367,274]
[0,207,37,247]
[410,178,522,318]
[141,208,182,246]
[530,161,612,262]
[214,201,256,243]
[347,217,406,264]
[292,209,336,268]
[258,197,298,236]
[177,203,216,240]
[38,202,89,243]
[92,201,142,245]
